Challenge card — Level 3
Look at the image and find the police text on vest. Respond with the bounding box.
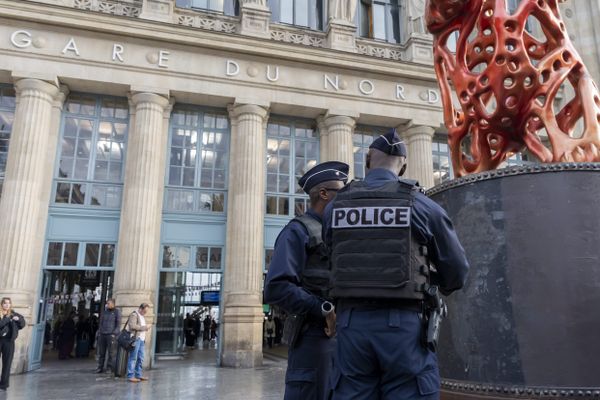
[332,207,411,229]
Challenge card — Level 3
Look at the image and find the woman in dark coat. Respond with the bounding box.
[184,314,195,348]
[0,297,26,391]
[58,312,76,360]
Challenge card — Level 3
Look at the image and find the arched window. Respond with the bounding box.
[357,0,401,43]
[270,0,326,31]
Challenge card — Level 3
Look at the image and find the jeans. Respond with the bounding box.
[126,338,145,379]
[97,334,115,371]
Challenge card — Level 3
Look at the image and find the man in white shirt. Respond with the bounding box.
[125,303,151,383]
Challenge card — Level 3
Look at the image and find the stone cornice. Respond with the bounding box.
[0,0,438,81]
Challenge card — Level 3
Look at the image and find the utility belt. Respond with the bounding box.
[336,298,423,313]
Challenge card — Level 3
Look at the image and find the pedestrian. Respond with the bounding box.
[210,318,217,341]
[323,129,470,399]
[184,313,195,348]
[0,297,26,391]
[96,298,121,373]
[202,315,211,342]
[273,314,282,345]
[264,161,349,400]
[264,315,275,349]
[58,312,76,360]
[193,316,201,347]
[126,303,151,383]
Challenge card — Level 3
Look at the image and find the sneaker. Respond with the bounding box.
[138,377,149,381]
[128,378,140,383]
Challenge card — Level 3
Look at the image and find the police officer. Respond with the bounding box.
[323,130,470,399]
[264,161,349,400]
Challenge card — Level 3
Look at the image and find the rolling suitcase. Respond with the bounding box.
[76,338,90,357]
[114,345,129,378]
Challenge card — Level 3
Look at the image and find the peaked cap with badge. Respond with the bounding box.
[369,129,407,157]
[298,161,349,194]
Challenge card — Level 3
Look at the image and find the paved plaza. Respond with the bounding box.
[0,349,286,400]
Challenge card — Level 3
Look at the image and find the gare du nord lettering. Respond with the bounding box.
[8,29,441,104]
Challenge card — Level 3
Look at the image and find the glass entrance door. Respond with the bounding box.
[155,271,222,355]
[30,270,113,369]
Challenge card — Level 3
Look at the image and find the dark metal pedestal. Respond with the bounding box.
[427,164,600,399]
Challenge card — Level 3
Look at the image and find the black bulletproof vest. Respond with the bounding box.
[330,180,429,300]
[293,215,331,300]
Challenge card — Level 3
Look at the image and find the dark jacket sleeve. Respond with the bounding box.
[16,313,26,330]
[113,309,122,336]
[0,315,9,329]
[413,194,470,295]
[263,222,323,319]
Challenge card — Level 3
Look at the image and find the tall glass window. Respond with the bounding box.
[165,107,230,213]
[156,244,223,354]
[175,0,239,15]
[0,85,16,199]
[53,94,129,209]
[432,136,452,186]
[266,119,319,217]
[271,0,325,30]
[358,0,401,43]
[353,126,388,180]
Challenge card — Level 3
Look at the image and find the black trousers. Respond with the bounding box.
[0,339,15,389]
[97,334,115,371]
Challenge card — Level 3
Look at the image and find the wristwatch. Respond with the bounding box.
[321,301,335,316]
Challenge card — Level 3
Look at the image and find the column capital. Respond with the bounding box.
[129,92,170,109]
[398,123,436,139]
[227,103,269,121]
[323,114,356,129]
[14,78,60,99]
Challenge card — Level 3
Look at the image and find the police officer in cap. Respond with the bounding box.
[323,130,469,399]
[264,161,349,400]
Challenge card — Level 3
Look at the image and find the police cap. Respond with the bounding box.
[298,161,349,194]
[369,129,407,157]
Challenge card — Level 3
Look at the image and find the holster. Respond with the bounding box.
[282,314,306,348]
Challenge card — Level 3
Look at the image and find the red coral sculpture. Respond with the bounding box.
[426,0,600,176]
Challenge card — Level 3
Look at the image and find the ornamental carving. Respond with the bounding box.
[329,0,358,23]
[73,0,142,17]
[426,0,600,177]
[270,26,326,48]
[356,39,406,61]
[176,12,238,34]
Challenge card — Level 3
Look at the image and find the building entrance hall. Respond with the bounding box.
[34,269,113,369]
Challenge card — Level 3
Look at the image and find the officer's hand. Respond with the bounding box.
[324,312,336,338]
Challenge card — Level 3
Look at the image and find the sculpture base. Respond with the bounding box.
[427,164,600,399]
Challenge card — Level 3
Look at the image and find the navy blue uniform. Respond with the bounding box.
[323,168,470,400]
[264,209,335,400]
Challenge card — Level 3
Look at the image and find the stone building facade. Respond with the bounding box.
[0,0,597,373]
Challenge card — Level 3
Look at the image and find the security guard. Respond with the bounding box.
[323,130,470,399]
[264,161,349,400]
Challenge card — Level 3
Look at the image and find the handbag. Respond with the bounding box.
[117,314,137,350]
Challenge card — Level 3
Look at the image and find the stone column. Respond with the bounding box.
[0,78,61,372]
[400,125,435,189]
[113,92,172,366]
[221,103,268,368]
[317,116,330,162]
[240,0,271,39]
[323,113,356,179]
